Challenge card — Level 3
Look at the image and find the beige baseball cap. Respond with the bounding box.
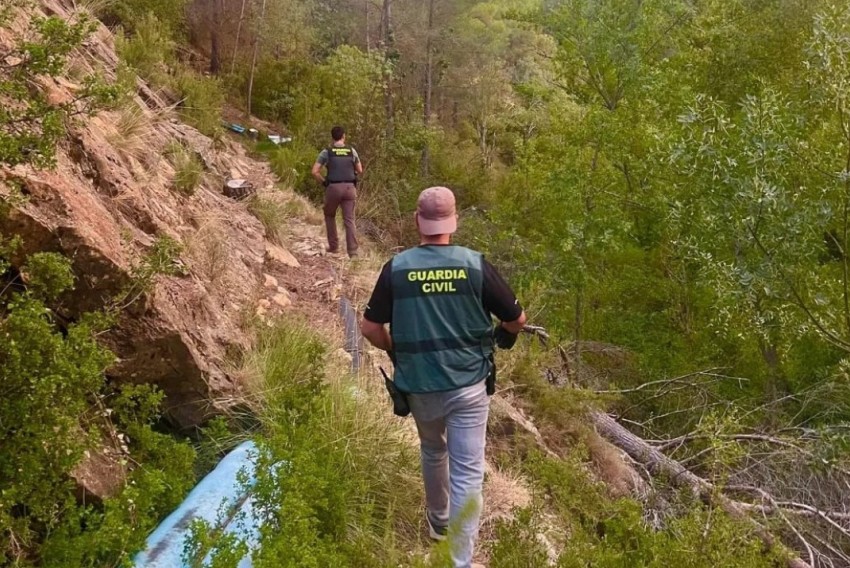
[416,186,457,235]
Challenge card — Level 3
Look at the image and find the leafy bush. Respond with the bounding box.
[263,140,320,197]
[0,244,196,566]
[0,253,113,564]
[105,0,188,36]
[0,12,121,168]
[39,385,196,568]
[116,12,223,138]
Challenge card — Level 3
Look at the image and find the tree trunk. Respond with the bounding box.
[421,0,435,177]
[590,411,811,568]
[246,0,267,119]
[365,0,370,52]
[209,0,222,75]
[380,0,394,138]
[230,0,248,74]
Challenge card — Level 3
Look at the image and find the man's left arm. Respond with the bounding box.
[312,149,327,184]
[360,261,393,352]
[353,147,364,176]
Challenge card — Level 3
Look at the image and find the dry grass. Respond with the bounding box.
[247,189,323,246]
[72,0,116,17]
[109,103,156,165]
[185,216,230,287]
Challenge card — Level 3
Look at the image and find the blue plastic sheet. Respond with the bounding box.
[133,441,260,567]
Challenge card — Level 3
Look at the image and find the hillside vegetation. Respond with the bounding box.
[2,0,850,567]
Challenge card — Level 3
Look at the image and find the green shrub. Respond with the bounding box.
[1,13,121,168]
[39,385,197,568]
[0,244,197,566]
[166,142,204,195]
[174,70,224,138]
[105,0,188,36]
[115,13,173,84]
[263,140,320,197]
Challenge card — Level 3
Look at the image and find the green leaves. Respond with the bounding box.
[0,12,120,168]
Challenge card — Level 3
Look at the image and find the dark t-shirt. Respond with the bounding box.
[363,247,522,325]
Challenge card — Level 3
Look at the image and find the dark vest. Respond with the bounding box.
[390,245,494,393]
[326,145,357,183]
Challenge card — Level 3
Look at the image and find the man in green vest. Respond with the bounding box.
[311,126,363,257]
[360,186,527,568]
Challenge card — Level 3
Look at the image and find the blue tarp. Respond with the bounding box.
[133,441,260,567]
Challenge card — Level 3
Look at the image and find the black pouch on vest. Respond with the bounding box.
[380,366,410,417]
[486,355,496,396]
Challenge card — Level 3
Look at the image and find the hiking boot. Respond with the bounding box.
[325,247,339,255]
[348,250,360,258]
[426,512,447,542]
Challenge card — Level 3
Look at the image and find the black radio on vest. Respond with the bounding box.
[326,146,357,184]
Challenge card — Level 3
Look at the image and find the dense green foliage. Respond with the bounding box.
[0,241,196,566]
[5,0,850,564]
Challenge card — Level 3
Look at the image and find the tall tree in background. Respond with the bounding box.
[380,0,394,137]
[246,0,268,117]
[421,0,434,177]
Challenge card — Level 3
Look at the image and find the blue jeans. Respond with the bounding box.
[408,380,490,568]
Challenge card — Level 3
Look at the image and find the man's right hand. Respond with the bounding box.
[494,326,518,350]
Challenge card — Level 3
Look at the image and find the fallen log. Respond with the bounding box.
[590,411,812,568]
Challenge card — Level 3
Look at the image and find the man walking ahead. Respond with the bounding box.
[360,186,527,568]
[311,126,363,257]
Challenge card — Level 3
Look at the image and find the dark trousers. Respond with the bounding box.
[323,182,358,254]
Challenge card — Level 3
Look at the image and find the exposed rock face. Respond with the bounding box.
[0,0,280,428]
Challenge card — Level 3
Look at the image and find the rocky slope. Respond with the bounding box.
[0,0,331,430]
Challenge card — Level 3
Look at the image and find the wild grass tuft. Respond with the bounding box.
[72,0,117,17]
[223,319,427,566]
[246,196,288,245]
[173,70,224,138]
[185,217,229,285]
[110,102,155,164]
[115,13,173,84]
[165,142,203,196]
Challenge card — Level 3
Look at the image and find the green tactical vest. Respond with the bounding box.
[390,245,494,393]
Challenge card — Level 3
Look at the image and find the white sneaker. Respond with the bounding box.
[426,512,447,542]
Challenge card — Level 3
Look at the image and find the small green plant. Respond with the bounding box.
[113,234,185,310]
[166,142,204,196]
